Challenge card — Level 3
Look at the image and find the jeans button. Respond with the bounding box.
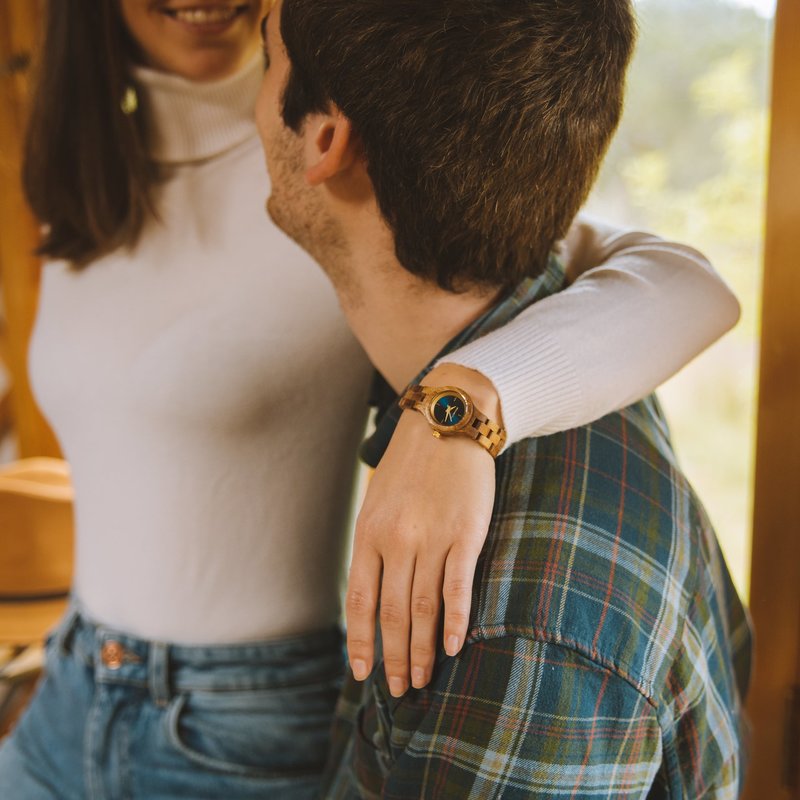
[101,640,125,670]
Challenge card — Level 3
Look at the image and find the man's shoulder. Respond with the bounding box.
[474,395,721,698]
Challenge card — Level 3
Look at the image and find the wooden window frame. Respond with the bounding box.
[743,0,800,797]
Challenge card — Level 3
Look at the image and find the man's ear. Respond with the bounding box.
[306,112,359,186]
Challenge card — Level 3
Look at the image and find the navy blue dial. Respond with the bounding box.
[432,394,467,427]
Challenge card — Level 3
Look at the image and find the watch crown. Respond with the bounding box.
[432,431,441,439]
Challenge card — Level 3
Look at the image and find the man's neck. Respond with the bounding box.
[332,240,501,393]
[349,285,498,393]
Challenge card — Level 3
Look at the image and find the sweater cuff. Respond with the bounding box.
[437,323,584,449]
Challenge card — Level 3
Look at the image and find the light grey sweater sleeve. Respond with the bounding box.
[440,214,741,446]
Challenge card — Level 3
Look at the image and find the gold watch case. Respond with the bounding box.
[399,384,507,458]
[419,386,474,436]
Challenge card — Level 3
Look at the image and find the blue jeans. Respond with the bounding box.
[0,607,345,799]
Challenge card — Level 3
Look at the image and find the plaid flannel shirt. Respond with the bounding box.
[323,257,752,799]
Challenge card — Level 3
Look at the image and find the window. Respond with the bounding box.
[587,0,775,598]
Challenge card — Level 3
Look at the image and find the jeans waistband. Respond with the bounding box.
[52,605,345,707]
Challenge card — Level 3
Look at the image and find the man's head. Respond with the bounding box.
[258,0,636,293]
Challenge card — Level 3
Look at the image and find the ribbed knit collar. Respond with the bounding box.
[132,55,263,165]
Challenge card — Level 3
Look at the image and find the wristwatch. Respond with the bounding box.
[399,384,507,458]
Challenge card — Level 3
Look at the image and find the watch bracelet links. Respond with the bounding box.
[470,415,506,459]
[399,385,431,409]
[399,384,507,458]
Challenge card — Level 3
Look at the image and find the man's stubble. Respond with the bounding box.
[266,123,360,304]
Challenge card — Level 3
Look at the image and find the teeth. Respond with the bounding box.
[173,7,239,24]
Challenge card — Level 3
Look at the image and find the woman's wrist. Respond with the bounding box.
[422,363,505,430]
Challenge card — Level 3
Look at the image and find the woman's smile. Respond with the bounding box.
[159,4,252,36]
[120,0,266,81]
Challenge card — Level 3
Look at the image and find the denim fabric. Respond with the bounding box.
[0,608,345,799]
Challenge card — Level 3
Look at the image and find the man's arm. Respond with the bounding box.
[372,637,663,799]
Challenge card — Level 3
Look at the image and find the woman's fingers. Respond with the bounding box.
[345,402,497,695]
[441,542,482,657]
[345,538,382,681]
[409,556,445,689]
[345,523,485,694]
[379,554,416,697]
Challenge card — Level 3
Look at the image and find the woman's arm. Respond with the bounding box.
[437,213,740,444]
[346,216,740,696]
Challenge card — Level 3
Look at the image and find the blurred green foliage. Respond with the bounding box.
[586,0,773,597]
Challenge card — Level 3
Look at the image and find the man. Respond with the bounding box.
[256,1,752,796]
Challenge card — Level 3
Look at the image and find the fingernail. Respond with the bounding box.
[352,659,368,681]
[445,635,460,656]
[388,677,406,697]
[411,667,425,688]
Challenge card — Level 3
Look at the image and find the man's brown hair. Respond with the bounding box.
[280,0,636,292]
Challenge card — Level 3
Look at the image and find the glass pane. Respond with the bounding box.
[586,0,775,599]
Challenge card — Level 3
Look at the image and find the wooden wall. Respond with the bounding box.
[0,0,59,457]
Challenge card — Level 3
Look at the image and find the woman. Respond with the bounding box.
[0,1,739,798]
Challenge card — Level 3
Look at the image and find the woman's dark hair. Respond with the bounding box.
[281,0,636,292]
[23,0,156,266]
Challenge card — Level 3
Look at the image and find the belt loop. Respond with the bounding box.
[148,642,171,708]
[53,604,81,656]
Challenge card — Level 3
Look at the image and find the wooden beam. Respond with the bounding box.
[0,0,59,457]
[0,390,12,442]
[743,1,800,797]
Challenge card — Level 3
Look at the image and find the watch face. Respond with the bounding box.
[432,393,467,427]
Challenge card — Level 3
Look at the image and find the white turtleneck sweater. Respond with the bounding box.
[28,58,738,644]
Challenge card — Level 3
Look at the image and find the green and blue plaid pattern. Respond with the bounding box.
[324,258,752,799]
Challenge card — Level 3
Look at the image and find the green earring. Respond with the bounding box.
[120,85,138,115]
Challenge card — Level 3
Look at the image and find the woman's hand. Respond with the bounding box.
[345,365,502,697]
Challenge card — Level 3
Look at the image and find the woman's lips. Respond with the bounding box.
[161,4,250,33]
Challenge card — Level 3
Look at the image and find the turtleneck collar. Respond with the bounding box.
[132,55,263,165]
